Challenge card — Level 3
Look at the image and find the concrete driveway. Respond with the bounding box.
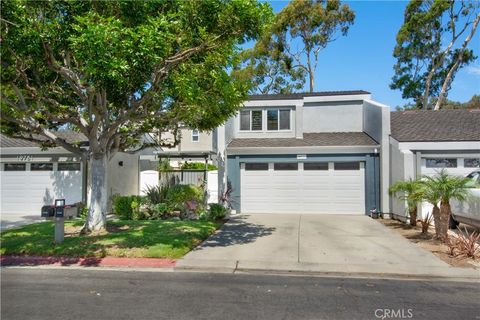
[177,214,479,279]
[0,213,44,231]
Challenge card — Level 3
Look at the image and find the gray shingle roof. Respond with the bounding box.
[228,132,378,148]
[248,90,370,101]
[391,109,480,142]
[0,131,88,148]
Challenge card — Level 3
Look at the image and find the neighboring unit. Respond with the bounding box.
[389,109,480,221]
[0,132,138,217]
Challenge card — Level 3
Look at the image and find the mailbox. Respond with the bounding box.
[41,205,55,218]
[54,199,66,218]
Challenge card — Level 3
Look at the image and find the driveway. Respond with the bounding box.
[177,214,478,279]
[0,213,44,231]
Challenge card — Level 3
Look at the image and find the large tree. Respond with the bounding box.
[0,0,271,231]
[241,0,354,93]
[391,0,480,110]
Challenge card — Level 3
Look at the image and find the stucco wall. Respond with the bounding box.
[177,129,213,152]
[363,100,391,214]
[302,101,363,133]
[108,152,139,198]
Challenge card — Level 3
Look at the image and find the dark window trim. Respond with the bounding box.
[3,163,27,171]
[245,163,269,171]
[425,158,457,168]
[274,163,298,171]
[304,162,329,171]
[58,162,81,171]
[334,162,360,170]
[31,162,54,171]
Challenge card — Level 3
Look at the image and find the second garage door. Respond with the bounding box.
[240,161,365,214]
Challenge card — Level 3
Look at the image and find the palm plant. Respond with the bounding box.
[389,178,424,226]
[420,177,442,237]
[422,170,471,241]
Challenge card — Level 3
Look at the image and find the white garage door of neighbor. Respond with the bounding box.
[1,163,83,216]
[241,162,365,214]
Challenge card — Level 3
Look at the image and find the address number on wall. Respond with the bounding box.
[17,155,33,162]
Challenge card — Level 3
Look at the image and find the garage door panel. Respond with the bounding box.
[241,161,365,214]
[1,164,82,216]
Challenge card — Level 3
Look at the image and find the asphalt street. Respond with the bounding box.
[1,268,479,320]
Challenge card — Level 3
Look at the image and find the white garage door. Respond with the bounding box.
[241,162,365,214]
[1,162,83,216]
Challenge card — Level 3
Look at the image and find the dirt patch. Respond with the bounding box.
[378,218,480,269]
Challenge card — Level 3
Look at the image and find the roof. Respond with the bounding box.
[228,132,378,149]
[391,109,480,142]
[0,131,88,148]
[248,90,370,101]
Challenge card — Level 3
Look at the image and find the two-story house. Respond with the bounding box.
[215,91,391,215]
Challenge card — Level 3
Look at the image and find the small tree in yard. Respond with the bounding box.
[421,170,471,241]
[420,177,442,237]
[0,0,272,232]
[389,179,424,227]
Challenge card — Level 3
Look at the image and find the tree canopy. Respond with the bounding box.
[1,0,272,154]
[391,0,480,110]
[0,0,272,230]
[236,0,355,94]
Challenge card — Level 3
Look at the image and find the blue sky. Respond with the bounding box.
[261,1,480,109]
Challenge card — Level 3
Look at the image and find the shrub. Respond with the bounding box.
[456,228,480,259]
[418,213,433,234]
[208,203,227,220]
[165,185,203,210]
[113,195,144,220]
[144,185,170,204]
[150,203,169,220]
[181,162,218,171]
[445,228,480,259]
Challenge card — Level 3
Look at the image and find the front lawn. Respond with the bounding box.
[0,220,219,259]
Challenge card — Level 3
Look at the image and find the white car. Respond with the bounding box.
[450,170,480,230]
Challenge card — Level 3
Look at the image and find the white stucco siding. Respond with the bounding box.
[389,139,415,220]
[302,102,363,133]
[108,152,139,198]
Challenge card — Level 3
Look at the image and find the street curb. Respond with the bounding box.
[0,255,176,269]
[233,267,480,283]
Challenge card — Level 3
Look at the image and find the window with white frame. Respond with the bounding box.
[267,109,290,130]
[192,129,199,142]
[240,110,262,131]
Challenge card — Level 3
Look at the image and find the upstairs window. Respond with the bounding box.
[240,110,262,131]
[192,129,199,142]
[267,109,290,131]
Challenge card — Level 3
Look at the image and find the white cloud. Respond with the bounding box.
[466,65,480,76]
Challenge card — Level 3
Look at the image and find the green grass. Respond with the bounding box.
[0,220,219,259]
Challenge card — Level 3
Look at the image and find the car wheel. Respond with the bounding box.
[448,215,459,229]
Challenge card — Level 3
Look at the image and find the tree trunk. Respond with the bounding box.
[434,13,480,110]
[431,204,441,238]
[85,154,108,231]
[438,200,451,241]
[409,207,417,227]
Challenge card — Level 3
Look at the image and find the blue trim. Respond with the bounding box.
[226,153,380,214]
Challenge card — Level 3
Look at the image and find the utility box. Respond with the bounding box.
[41,205,55,218]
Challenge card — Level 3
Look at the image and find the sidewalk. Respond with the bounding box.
[1,256,176,269]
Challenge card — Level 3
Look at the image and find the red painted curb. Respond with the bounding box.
[0,255,176,268]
